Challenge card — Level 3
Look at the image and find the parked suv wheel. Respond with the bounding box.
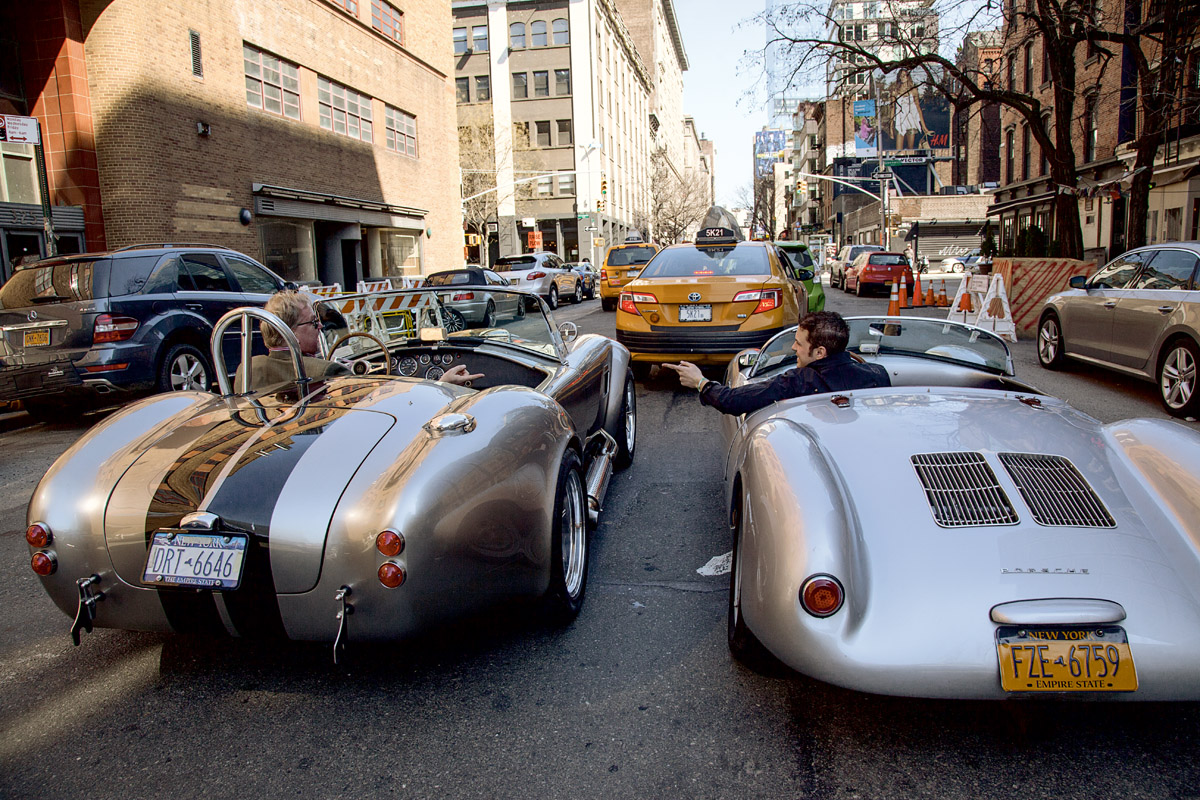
[159,343,211,393]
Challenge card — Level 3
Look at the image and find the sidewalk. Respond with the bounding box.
[0,408,32,434]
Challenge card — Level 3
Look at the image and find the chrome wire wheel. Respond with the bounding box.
[170,351,208,391]
[560,469,587,600]
[1160,340,1199,416]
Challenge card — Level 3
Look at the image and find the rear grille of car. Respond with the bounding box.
[998,452,1116,528]
[616,327,783,354]
[911,452,1020,527]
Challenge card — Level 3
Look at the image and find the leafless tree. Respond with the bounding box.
[459,114,526,268]
[649,148,711,245]
[737,174,779,240]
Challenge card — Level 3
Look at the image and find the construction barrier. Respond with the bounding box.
[946,274,1017,341]
[989,258,1096,338]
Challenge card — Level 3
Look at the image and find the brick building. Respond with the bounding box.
[951,30,1001,189]
[1,0,463,287]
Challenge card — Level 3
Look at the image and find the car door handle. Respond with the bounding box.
[185,303,205,311]
[1158,305,1174,314]
[1103,301,1117,309]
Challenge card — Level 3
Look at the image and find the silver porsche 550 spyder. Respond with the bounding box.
[720,317,1200,699]
[26,286,636,656]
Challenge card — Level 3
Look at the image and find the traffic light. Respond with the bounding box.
[798,179,809,196]
[601,177,608,196]
[596,199,604,212]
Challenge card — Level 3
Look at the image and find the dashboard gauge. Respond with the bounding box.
[439,353,455,365]
[419,353,432,365]
[397,356,419,376]
[425,366,445,381]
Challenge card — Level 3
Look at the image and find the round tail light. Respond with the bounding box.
[26,522,52,548]
[800,575,844,617]
[376,529,405,557]
[31,551,57,576]
[378,561,406,589]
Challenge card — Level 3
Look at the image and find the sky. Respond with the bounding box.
[675,1,774,208]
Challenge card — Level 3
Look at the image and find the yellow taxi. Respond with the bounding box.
[599,236,660,311]
[615,226,807,375]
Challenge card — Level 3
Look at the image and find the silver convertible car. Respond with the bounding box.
[25,286,636,658]
[720,317,1200,699]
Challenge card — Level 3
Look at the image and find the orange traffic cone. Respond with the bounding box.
[958,288,974,313]
[886,280,900,316]
[912,270,925,308]
[924,279,937,307]
[936,279,950,307]
[897,272,909,310]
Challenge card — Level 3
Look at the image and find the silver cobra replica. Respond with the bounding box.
[25,287,636,660]
[721,317,1200,699]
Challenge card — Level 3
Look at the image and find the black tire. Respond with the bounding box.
[483,301,497,328]
[1158,338,1200,418]
[515,299,526,320]
[1037,312,1066,370]
[547,285,559,310]
[572,283,583,304]
[728,492,777,669]
[442,306,466,332]
[601,297,617,312]
[614,371,637,469]
[854,278,865,297]
[544,449,588,624]
[158,343,211,393]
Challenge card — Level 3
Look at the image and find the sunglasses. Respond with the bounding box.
[296,317,327,331]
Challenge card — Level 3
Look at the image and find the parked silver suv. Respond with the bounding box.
[493,252,582,310]
[1037,242,1200,418]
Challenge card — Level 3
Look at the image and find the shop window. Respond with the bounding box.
[319,76,373,141]
[371,0,403,44]
[244,44,300,119]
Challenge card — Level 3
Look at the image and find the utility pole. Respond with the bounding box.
[875,79,887,250]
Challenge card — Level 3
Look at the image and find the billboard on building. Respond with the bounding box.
[754,129,788,177]
[852,100,877,158]
[876,69,950,153]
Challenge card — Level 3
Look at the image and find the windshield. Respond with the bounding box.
[751,317,1013,377]
[494,256,537,271]
[606,246,657,267]
[423,271,478,287]
[313,287,560,360]
[777,245,814,267]
[0,259,102,307]
[638,244,770,278]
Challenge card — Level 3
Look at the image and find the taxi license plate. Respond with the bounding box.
[996,625,1137,692]
[678,304,712,322]
[626,270,639,278]
[23,329,50,347]
[142,530,249,590]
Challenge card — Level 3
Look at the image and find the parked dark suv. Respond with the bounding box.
[0,244,288,420]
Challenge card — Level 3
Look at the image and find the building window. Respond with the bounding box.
[535,121,551,147]
[0,143,39,204]
[513,121,529,147]
[537,176,553,196]
[189,30,203,78]
[371,0,403,44]
[1007,56,1015,91]
[381,231,421,277]
[475,75,490,102]
[1005,128,1015,183]
[1023,43,1033,92]
[384,106,417,156]
[455,77,469,103]
[453,27,467,54]
[533,70,549,97]
[1021,123,1031,180]
[318,77,373,141]
[1084,94,1098,162]
[331,0,357,13]
[244,44,300,119]
[531,20,547,47]
[513,72,528,99]
[510,22,525,49]
[552,18,569,45]
[557,119,572,145]
[1040,114,1050,175]
[1041,37,1050,84]
[555,68,571,95]
[559,172,575,195]
[472,25,488,52]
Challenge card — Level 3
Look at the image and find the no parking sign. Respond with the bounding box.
[0,115,41,144]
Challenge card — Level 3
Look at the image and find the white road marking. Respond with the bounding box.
[697,551,732,576]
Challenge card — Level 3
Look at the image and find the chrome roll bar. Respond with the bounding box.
[211,306,308,397]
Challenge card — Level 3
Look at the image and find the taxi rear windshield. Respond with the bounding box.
[867,254,907,266]
[638,246,770,278]
[606,247,657,267]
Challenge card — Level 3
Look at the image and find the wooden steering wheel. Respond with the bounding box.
[329,331,392,376]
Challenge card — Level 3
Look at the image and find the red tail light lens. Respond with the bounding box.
[31,551,57,576]
[450,292,475,301]
[800,575,844,617]
[732,289,782,314]
[526,271,547,281]
[600,268,609,280]
[376,529,405,557]
[619,291,656,315]
[26,523,52,548]
[94,314,139,343]
[378,561,406,588]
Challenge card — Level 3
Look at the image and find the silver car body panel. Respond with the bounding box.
[719,316,1200,699]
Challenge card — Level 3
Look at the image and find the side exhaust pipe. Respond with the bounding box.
[583,430,617,526]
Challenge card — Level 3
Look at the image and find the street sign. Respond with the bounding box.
[874,171,895,181]
[527,230,543,249]
[0,115,40,144]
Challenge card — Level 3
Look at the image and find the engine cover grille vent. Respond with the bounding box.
[911,452,1020,527]
[998,452,1116,528]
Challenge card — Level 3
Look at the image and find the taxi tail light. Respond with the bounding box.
[378,561,406,589]
[26,523,52,548]
[600,268,609,280]
[525,271,547,281]
[450,292,475,301]
[94,314,139,343]
[376,529,405,557]
[732,289,782,314]
[800,574,844,617]
[31,551,57,576]
[619,291,656,315]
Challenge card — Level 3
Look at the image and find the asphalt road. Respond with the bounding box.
[2,287,1198,799]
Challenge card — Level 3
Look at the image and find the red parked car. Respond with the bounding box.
[844,251,915,297]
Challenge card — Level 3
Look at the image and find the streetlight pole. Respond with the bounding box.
[875,77,888,250]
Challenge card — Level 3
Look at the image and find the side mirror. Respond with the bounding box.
[737,351,758,369]
[1068,275,1088,290]
[558,320,578,343]
[796,268,815,282]
[283,281,299,291]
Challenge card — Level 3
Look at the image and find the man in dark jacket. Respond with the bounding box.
[663,311,890,416]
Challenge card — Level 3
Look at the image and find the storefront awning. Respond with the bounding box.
[252,184,428,228]
[1150,159,1200,188]
[986,191,1058,217]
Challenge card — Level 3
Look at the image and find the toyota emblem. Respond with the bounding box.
[688,292,701,302]
[27,310,38,321]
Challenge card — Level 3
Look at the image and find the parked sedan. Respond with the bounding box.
[422,267,525,328]
[828,244,883,290]
[494,252,582,310]
[564,262,598,300]
[845,251,915,297]
[941,248,982,273]
[1037,242,1200,418]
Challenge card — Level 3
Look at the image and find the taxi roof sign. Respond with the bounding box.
[695,227,740,245]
